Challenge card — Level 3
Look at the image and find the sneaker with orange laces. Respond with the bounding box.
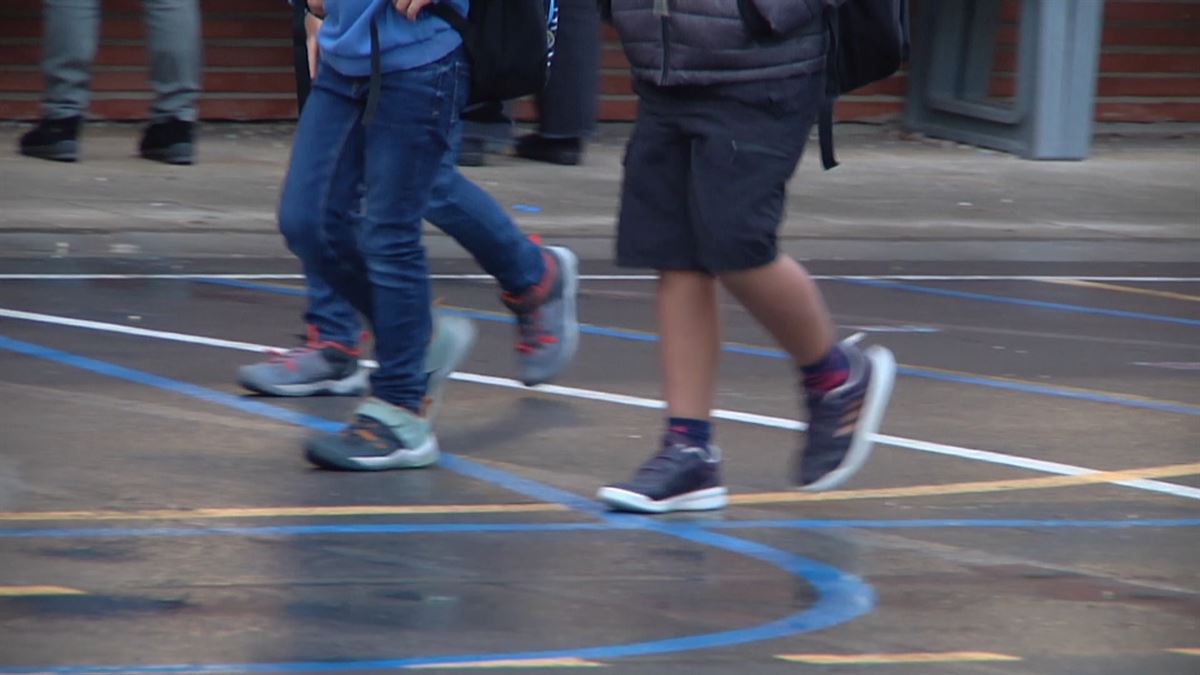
[501,245,580,386]
[237,326,368,397]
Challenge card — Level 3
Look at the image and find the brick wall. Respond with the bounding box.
[0,0,1197,123]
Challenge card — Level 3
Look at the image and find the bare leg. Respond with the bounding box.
[658,270,720,419]
[719,254,836,366]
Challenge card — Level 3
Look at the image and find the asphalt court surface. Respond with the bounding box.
[0,257,1198,674]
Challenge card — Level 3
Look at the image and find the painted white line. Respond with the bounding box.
[3,307,1199,502]
[0,308,273,354]
[0,274,308,280]
[1,274,1199,282]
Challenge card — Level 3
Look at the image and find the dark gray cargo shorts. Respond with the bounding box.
[615,74,823,273]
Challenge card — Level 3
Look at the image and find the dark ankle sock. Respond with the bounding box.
[666,417,712,448]
[801,345,850,393]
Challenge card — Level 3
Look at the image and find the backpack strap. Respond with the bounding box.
[364,17,382,126]
[291,0,312,112]
[364,6,465,126]
[818,8,840,170]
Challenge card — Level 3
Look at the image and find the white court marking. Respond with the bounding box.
[1,274,1199,282]
[3,307,1199,502]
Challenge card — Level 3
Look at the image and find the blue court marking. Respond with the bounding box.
[0,334,874,673]
[194,277,1200,417]
[3,518,1196,540]
[703,518,1200,530]
[838,278,1200,327]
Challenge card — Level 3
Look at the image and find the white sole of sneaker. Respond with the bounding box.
[799,345,897,492]
[595,486,728,513]
[307,434,441,471]
[240,367,370,397]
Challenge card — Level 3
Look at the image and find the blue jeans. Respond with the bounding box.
[293,86,546,355]
[278,52,468,411]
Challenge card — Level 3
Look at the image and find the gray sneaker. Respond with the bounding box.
[304,312,477,471]
[501,245,580,386]
[305,397,438,471]
[421,311,477,421]
[237,329,367,397]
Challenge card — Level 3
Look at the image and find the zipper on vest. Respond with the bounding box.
[654,0,670,83]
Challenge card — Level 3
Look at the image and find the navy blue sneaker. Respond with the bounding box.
[795,336,896,491]
[597,434,727,513]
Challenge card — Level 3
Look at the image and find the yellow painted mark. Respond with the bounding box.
[0,502,568,523]
[4,463,1197,524]
[777,651,1021,664]
[1041,278,1200,302]
[408,657,603,669]
[730,462,1200,505]
[1168,648,1200,656]
[0,585,86,596]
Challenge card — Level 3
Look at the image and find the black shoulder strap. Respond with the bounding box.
[291,0,312,112]
[818,8,840,170]
[363,17,382,125]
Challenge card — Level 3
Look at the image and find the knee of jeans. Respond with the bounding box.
[277,203,324,255]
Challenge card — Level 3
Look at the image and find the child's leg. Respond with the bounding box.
[659,270,720,420]
[718,254,835,366]
[303,50,471,472]
[596,90,727,514]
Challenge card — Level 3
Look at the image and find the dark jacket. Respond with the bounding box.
[600,0,832,86]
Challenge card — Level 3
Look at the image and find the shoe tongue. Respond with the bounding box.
[663,431,707,453]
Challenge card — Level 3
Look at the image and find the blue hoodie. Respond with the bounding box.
[317,0,469,77]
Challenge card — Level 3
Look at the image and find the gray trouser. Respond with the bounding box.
[41,0,201,121]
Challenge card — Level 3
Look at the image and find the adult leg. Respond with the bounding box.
[515,0,599,165]
[19,0,98,161]
[40,0,99,120]
[138,0,201,163]
[142,0,201,123]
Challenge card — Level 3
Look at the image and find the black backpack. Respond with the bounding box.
[818,0,911,169]
[428,0,558,105]
[358,0,556,123]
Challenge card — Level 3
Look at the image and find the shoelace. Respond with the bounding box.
[513,311,558,354]
[346,415,394,450]
[267,326,362,370]
[636,443,705,478]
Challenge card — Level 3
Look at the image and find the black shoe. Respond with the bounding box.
[457,135,487,167]
[596,433,727,513]
[139,118,195,165]
[514,134,583,166]
[18,116,82,162]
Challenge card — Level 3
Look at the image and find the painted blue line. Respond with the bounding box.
[703,518,1200,530]
[437,454,606,514]
[196,278,1200,417]
[0,522,621,539]
[838,278,1200,326]
[0,336,342,434]
[198,277,306,296]
[0,334,874,673]
[3,518,1195,541]
[896,365,1200,416]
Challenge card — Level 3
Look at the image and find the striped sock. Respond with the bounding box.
[801,345,850,393]
[666,417,712,448]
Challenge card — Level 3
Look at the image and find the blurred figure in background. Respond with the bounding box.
[514,0,600,166]
[17,0,202,165]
